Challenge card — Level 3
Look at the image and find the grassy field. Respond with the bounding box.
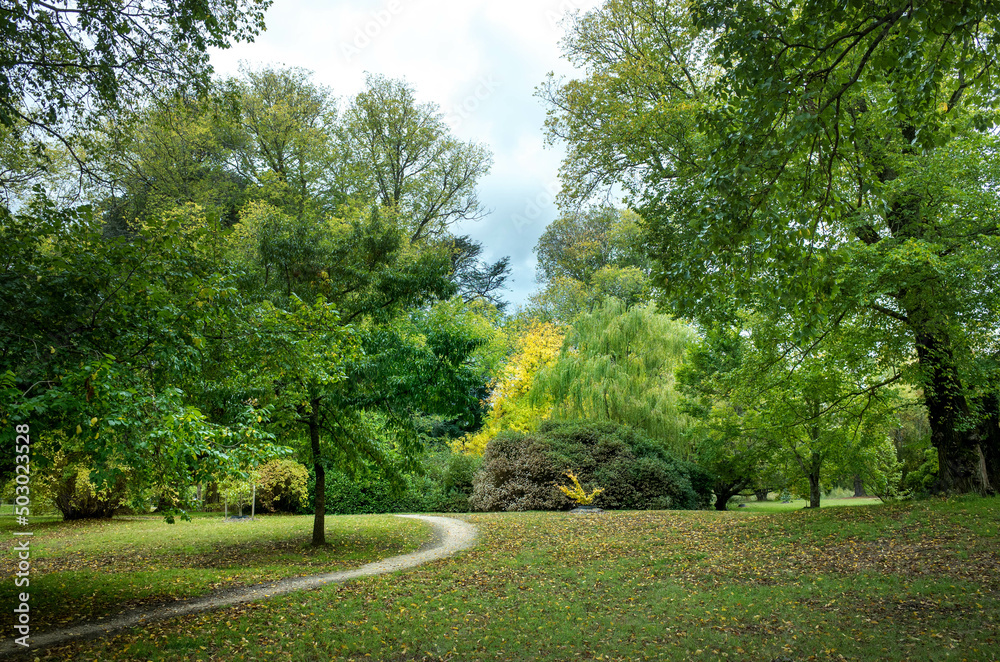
[10,497,1000,661]
[736,496,883,512]
[0,514,430,633]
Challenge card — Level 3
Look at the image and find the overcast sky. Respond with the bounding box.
[208,0,604,308]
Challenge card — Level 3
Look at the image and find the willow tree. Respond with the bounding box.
[544,0,1000,494]
[532,299,696,456]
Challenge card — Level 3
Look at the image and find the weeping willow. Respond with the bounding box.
[531,299,696,456]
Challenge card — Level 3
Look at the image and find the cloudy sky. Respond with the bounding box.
[209,0,604,308]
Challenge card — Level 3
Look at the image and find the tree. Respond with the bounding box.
[682,313,900,508]
[530,207,652,321]
[0,0,269,163]
[454,320,565,456]
[535,207,646,285]
[0,202,280,516]
[544,0,1000,494]
[337,74,492,243]
[532,299,696,456]
[677,327,780,510]
[449,235,510,312]
[99,91,250,233]
[217,66,342,219]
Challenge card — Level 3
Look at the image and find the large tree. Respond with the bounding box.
[544,0,1000,494]
[0,0,269,165]
[337,74,492,244]
[0,203,279,515]
[532,299,695,456]
[530,206,652,321]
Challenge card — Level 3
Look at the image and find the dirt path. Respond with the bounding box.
[0,514,476,658]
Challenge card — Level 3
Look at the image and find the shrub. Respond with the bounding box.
[470,420,711,512]
[305,450,482,515]
[255,459,309,513]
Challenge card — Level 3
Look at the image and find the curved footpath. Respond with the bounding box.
[0,514,477,658]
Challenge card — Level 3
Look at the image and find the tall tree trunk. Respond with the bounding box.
[309,397,327,546]
[912,329,994,495]
[853,474,866,497]
[881,169,996,496]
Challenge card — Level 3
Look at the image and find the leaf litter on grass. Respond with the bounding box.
[33,499,1000,661]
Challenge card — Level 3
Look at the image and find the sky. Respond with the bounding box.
[208,0,604,308]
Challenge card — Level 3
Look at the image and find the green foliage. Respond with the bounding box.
[470,420,710,512]
[336,74,492,243]
[0,202,282,513]
[532,299,696,455]
[310,450,481,515]
[545,0,1000,493]
[0,0,270,139]
[253,459,309,513]
[530,207,652,321]
[904,448,941,496]
[856,437,907,502]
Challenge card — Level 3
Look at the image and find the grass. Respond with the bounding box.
[13,497,1000,661]
[736,496,883,512]
[0,513,430,632]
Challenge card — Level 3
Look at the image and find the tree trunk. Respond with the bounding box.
[754,488,769,502]
[881,174,996,496]
[808,471,821,508]
[309,397,327,546]
[912,329,994,495]
[978,393,1000,489]
[713,477,751,511]
[853,474,866,497]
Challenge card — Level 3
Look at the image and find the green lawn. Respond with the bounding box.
[27,496,1000,661]
[0,514,429,633]
[735,496,883,512]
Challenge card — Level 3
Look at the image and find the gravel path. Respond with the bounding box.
[0,514,476,658]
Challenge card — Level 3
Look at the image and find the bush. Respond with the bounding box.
[470,420,711,512]
[255,459,309,513]
[305,451,482,515]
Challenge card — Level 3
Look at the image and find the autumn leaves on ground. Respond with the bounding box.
[2,497,997,662]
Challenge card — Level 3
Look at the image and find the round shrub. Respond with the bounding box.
[470,420,711,512]
[255,459,309,513]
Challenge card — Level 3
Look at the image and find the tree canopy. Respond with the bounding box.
[544,0,1000,495]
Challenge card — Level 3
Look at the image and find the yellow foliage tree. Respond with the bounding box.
[452,321,565,456]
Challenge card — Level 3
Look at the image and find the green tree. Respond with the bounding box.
[532,299,695,456]
[99,92,250,233]
[217,66,342,219]
[530,207,652,321]
[337,74,492,243]
[677,327,780,510]
[0,202,279,516]
[544,0,1000,494]
[0,0,269,159]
